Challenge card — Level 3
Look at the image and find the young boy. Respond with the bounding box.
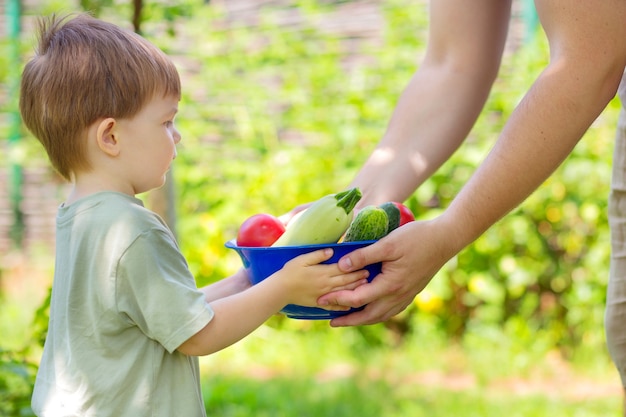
[20,14,368,417]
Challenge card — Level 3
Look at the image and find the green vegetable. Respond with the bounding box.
[272,187,362,246]
[379,201,400,232]
[343,205,389,242]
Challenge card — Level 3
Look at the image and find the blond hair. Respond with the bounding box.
[19,13,181,180]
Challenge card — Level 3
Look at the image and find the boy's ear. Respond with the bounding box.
[95,118,120,157]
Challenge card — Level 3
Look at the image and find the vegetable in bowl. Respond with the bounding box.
[225,239,381,320]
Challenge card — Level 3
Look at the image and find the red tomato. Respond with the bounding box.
[236,213,285,247]
[392,202,415,226]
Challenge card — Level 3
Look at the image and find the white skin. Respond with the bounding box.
[70,93,369,357]
[67,94,183,202]
[318,3,626,408]
[318,0,626,329]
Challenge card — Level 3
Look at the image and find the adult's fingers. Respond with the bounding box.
[331,270,369,291]
[328,296,411,327]
[318,276,385,310]
[337,238,391,272]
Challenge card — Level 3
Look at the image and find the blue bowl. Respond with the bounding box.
[225,239,381,320]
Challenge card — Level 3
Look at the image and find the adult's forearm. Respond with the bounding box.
[349,65,493,206]
[442,59,624,254]
[349,0,512,207]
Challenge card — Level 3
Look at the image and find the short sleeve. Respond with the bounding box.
[115,229,214,353]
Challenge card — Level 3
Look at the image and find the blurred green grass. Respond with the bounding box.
[198,319,622,417]
[203,375,620,417]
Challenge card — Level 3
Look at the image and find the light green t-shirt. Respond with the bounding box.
[32,192,214,417]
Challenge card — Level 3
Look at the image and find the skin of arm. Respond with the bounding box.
[319,0,626,326]
[279,0,512,226]
[198,268,251,303]
[349,0,512,206]
[177,248,369,356]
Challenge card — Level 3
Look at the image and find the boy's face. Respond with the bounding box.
[114,95,181,194]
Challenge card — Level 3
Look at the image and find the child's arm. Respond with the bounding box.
[177,248,368,356]
[198,268,251,303]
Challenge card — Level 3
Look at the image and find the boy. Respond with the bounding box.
[19,13,368,417]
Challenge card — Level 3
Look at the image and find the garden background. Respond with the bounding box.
[1,0,624,415]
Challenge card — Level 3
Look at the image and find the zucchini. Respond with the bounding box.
[343,205,389,242]
[379,201,400,232]
[272,187,362,246]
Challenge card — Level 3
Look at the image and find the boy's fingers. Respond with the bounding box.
[318,305,352,312]
[340,270,369,286]
[292,248,334,266]
[332,273,368,291]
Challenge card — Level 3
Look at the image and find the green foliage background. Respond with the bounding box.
[0,0,622,414]
[142,0,618,357]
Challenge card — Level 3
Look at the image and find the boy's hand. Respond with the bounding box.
[278,248,369,310]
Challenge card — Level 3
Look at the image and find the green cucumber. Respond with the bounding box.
[343,205,389,242]
[379,202,400,232]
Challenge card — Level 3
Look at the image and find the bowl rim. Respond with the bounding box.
[225,238,378,250]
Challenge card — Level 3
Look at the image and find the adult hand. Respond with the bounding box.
[317,218,457,326]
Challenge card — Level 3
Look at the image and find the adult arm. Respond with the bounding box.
[321,0,626,326]
[349,0,512,206]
